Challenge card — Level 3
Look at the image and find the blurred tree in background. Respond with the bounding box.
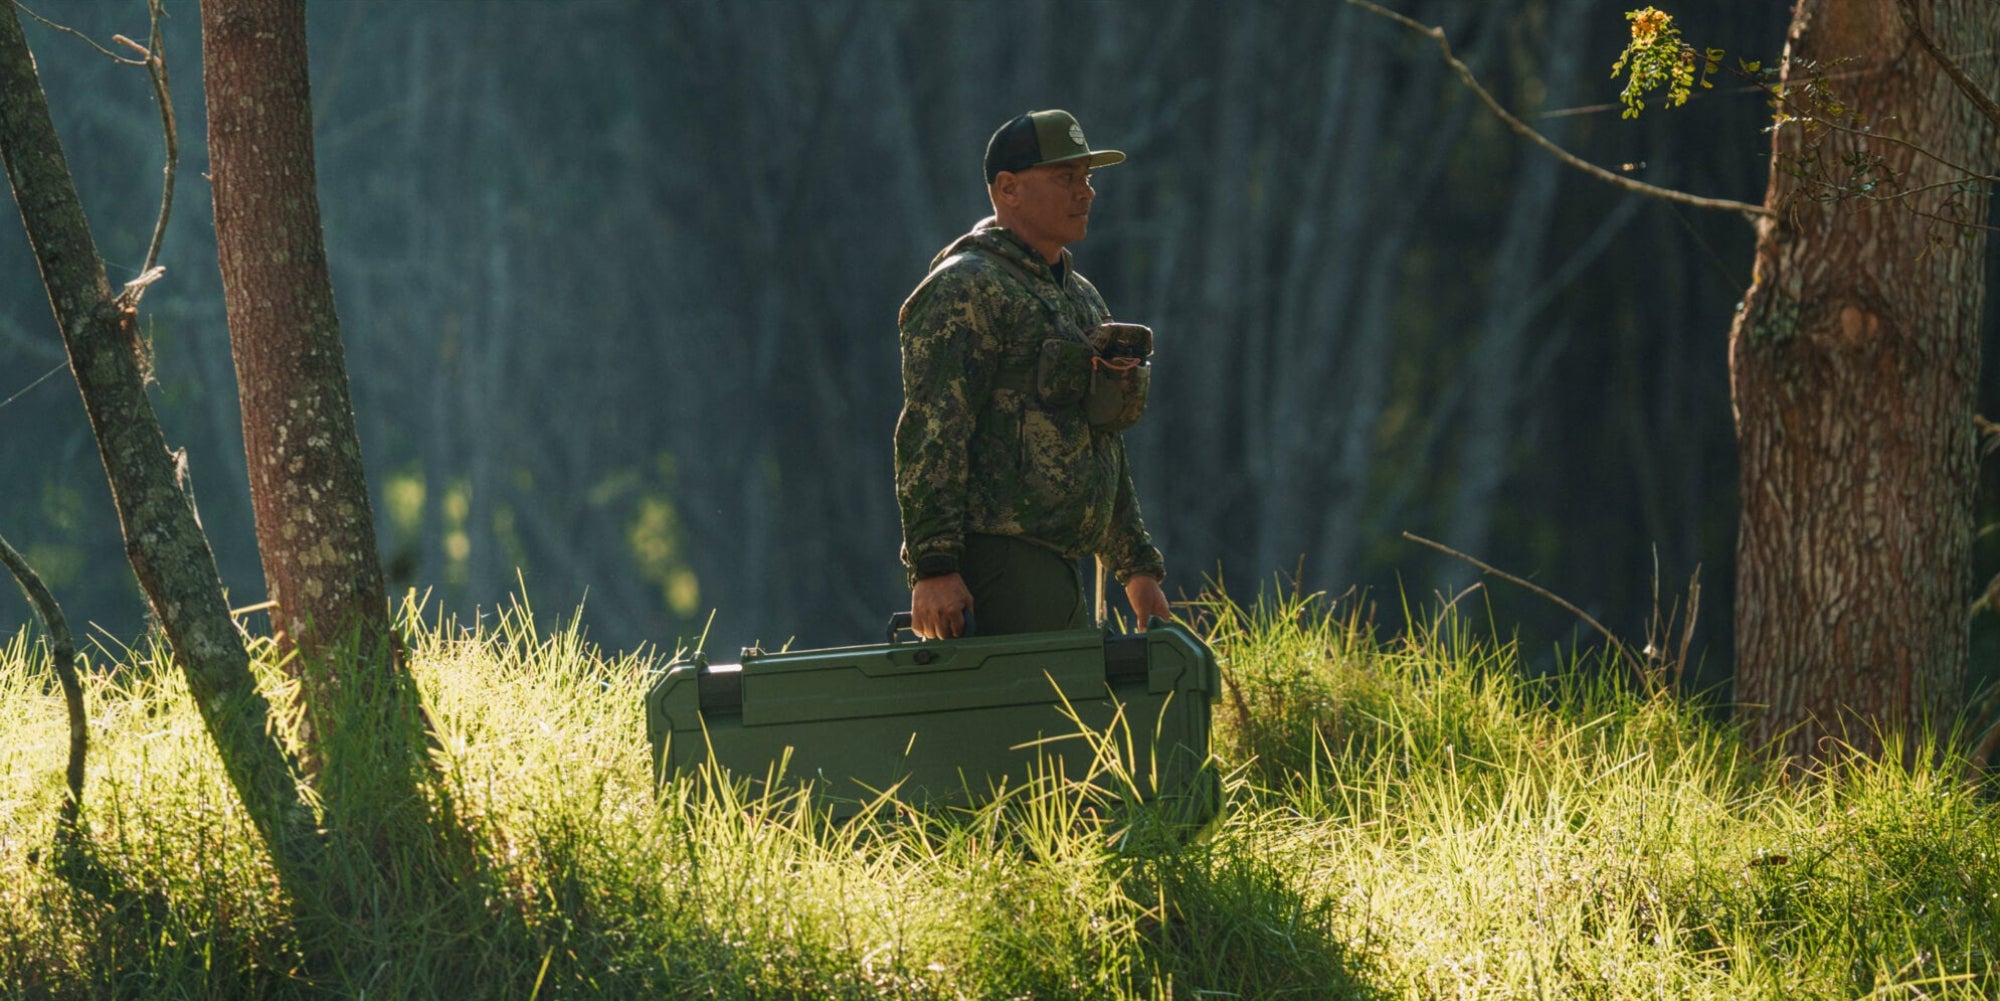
[3,0,1997,718]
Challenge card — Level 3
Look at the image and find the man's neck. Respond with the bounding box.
[1013,236,1063,266]
[991,214,1065,266]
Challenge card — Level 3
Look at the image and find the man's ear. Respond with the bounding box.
[989,172,1017,208]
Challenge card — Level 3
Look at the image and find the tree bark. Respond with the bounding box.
[201,0,461,932]
[0,0,317,885]
[1730,0,1998,765]
[203,0,394,714]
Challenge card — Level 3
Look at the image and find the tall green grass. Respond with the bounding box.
[1,589,1995,998]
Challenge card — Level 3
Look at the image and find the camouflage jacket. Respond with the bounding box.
[895,217,1165,586]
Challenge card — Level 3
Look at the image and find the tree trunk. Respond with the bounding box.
[1730,0,1997,764]
[200,2,464,938]
[0,0,318,889]
[203,0,396,735]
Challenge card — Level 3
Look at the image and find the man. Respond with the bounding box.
[895,109,1172,639]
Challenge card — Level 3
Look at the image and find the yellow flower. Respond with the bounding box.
[1630,8,1670,43]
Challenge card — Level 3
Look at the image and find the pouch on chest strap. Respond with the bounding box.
[1084,322,1151,432]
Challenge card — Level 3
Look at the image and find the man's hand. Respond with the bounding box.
[1125,574,1172,631]
[910,573,975,639]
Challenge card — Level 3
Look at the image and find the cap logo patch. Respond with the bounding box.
[1068,123,1086,148]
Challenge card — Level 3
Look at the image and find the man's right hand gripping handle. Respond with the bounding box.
[910,572,975,639]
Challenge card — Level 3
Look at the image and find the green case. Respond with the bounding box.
[645,622,1219,820]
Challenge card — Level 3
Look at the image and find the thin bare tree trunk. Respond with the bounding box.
[1731,0,1997,765]
[1,531,84,829]
[1,0,317,888]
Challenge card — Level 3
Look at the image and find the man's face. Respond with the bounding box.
[1000,160,1096,255]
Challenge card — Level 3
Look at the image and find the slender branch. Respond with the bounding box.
[1539,85,1756,120]
[1764,81,2000,186]
[140,0,172,281]
[1538,49,2000,121]
[1895,0,2000,134]
[0,360,67,411]
[1345,0,1771,223]
[10,0,144,65]
[12,0,177,307]
[112,0,174,308]
[1878,173,1998,203]
[0,531,85,830]
[1796,177,2000,233]
[1403,531,1638,669]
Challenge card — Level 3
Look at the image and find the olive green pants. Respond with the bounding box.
[960,533,1089,636]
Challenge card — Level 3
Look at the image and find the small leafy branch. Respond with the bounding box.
[1609,6,1726,118]
[1610,5,1995,218]
[1342,0,1768,221]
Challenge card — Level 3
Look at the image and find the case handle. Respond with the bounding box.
[886,610,976,644]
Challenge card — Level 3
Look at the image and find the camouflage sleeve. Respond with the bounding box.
[1101,435,1166,584]
[1072,274,1163,583]
[895,262,1002,581]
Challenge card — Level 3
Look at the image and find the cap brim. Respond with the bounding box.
[1042,149,1127,169]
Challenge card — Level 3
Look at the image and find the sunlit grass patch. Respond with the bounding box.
[1,586,1996,998]
[1,632,302,996]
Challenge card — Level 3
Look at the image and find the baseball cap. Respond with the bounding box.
[983,110,1126,184]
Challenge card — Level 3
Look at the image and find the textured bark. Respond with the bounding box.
[203,0,391,683]
[201,1,456,929]
[0,1,316,880]
[1730,0,1997,764]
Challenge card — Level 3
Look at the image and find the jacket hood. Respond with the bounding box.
[929,216,1068,276]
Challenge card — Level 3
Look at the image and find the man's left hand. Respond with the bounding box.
[1125,574,1172,631]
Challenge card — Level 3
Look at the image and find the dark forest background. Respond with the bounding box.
[4,0,1997,698]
